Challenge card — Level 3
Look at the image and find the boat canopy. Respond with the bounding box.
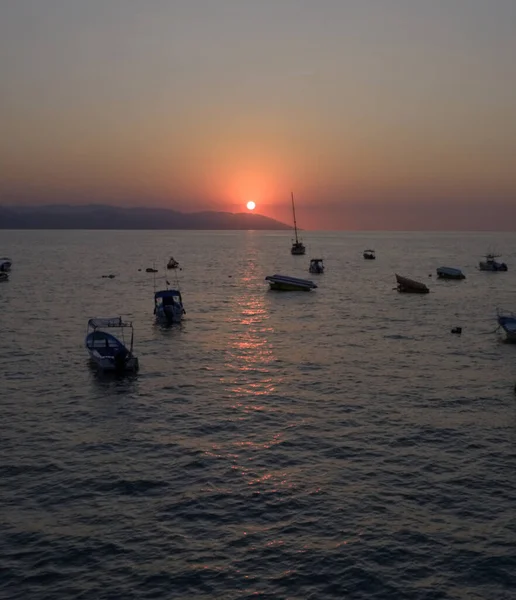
[87,317,132,329]
[154,289,181,299]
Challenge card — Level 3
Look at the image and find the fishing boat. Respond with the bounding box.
[436,266,465,280]
[154,289,185,324]
[309,258,324,274]
[363,249,375,260]
[290,192,305,255]
[479,253,507,272]
[497,309,516,342]
[265,274,317,291]
[85,317,139,372]
[0,257,12,272]
[0,272,8,282]
[395,274,430,294]
[167,256,179,269]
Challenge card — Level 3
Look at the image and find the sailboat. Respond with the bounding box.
[290,192,305,255]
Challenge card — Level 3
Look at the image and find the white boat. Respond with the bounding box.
[309,258,324,274]
[436,266,465,280]
[395,274,430,294]
[479,253,507,272]
[85,317,139,372]
[0,257,12,272]
[290,192,306,255]
[497,309,516,342]
[154,289,185,324]
[363,249,375,260]
[265,274,317,291]
[167,256,179,269]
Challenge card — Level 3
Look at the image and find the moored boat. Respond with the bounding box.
[0,257,12,272]
[265,274,317,291]
[290,192,306,255]
[497,309,516,342]
[154,289,185,324]
[395,274,429,294]
[436,266,465,280]
[363,249,375,260]
[0,272,8,282]
[167,257,179,269]
[85,317,139,372]
[309,258,324,274]
[479,253,507,272]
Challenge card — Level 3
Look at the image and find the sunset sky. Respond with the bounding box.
[1,0,515,230]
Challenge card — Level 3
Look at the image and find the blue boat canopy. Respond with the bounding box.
[155,289,181,299]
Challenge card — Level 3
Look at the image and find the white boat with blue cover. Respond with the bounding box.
[85,317,139,372]
[265,274,317,291]
[154,289,185,324]
[497,309,516,343]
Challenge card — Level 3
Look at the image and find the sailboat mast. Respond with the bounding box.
[291,191,299,242]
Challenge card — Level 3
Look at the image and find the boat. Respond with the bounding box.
[395,274,430,294]
[479,253,507,272]
[309,258,324,274]
[167,257,179,269]
[0,273,8,282]
[154,289,185,324]
[363,249,375,260]
[85,317,139,372]
[436,266,465,280]
[265,274,317,291]
[146,267,158,273]
[290,192,306,255]
[0,257,12,272]
[497,309,516,342]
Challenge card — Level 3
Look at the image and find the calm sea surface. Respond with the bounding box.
[1,230,516,600]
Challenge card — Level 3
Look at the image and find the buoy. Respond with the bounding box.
[451,327,462,334]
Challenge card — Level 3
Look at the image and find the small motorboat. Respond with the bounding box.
[0,272,8,282]
[167,257,179,269]
[146,267,158,273]
[395,274,430,294]
[497,309,516,343]
[479,253,507,272]
[265,274,317,291]
[309,258,324,274]
[0,258,12,272]
[363,249,375,260]
[85,317,139,372]
[436,266,465,280]
[154,289,185,324]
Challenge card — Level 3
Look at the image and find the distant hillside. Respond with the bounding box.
[0,205,291,230]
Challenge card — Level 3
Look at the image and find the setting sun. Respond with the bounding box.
[246,201,256,211]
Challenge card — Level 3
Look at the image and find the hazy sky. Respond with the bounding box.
[1,0,515,229]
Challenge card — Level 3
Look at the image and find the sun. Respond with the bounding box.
[246,201,256,211]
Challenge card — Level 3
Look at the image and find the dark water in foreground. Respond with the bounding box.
[1,230,516,600]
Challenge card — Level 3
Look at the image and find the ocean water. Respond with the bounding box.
[1,230,515,600]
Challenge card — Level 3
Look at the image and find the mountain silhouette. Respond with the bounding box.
[0,204,291,230]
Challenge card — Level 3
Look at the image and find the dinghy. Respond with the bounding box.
[436,267,465,280]
[265,274,317,291]
[309,258,324,274]
[497,309,516,343]
[395,274,429,294]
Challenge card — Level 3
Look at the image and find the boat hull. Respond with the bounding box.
[155,305,184,324]
[291,244,306,255]
[87,350,139,371]
[0,259,12,272]
[479,261,507,272]
[0,273,8,282]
